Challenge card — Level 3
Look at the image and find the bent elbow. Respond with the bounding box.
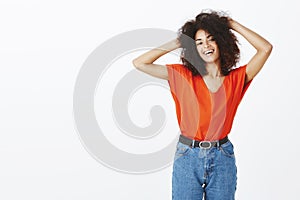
[132,58,143,69]
[264,43,273,55]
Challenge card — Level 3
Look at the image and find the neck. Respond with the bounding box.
[205,62,222,78]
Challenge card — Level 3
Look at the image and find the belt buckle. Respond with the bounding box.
[199,141,212,149]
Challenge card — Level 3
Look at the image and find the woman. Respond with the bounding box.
[133,10,272,200]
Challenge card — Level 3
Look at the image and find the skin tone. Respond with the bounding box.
[195,29,221,73]
[194,29,223,92]
[132,19,273,90]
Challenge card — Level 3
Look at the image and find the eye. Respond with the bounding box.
[196,41,203,45]
[208,37,215,42]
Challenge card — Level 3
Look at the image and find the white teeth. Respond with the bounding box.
[204,50,214,55]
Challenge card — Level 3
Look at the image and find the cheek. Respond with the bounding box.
[196,46,203,56]
[214,48,220,57]
[213,44,220,53]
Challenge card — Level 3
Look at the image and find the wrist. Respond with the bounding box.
[229,19,237,29]
[230,20,242,32]
[160,39,181,51]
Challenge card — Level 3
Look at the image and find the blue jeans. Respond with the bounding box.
[172,139,237,200]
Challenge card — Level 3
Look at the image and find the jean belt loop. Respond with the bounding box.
[192,140,195,148]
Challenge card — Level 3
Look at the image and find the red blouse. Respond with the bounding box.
[167,64,253,141]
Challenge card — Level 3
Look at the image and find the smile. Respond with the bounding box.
[204,49,214,55]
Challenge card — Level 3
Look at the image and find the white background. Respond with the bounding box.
[1,0,300,199]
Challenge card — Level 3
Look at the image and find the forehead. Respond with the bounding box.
[195,29,211,40]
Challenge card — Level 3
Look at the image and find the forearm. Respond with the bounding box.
[230,20,272,54]
[230,19,273,82]
[133,39,181,67]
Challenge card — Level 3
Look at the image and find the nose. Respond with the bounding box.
[203,41,209,48]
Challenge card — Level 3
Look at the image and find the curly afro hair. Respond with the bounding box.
[178,10,240,76]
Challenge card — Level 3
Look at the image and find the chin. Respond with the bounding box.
[202,56,220,64]
[203,59,218,63]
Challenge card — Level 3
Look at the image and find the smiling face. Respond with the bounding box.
[195,29,220,65]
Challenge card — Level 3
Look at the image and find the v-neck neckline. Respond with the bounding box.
[199,75,227,94]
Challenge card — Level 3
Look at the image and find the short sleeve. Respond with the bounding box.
[166,64,192,94]
[166,64,189,89]
[231,65,253,100]
[166,64,199,132]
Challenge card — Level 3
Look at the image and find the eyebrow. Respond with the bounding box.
[195,34,213,41]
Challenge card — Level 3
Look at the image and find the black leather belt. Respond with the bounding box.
[179,135,229,149]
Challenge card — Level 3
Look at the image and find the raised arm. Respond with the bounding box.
[132,39,181,80]
[230,20,273,84]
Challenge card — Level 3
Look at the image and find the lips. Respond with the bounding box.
[204,49,214,55]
